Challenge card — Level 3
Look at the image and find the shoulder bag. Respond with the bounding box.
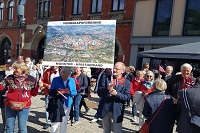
[139,95,166,133]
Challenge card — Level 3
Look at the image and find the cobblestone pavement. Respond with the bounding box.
[0,92,177,133]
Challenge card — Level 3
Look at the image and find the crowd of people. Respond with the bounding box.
[0,56,200,133]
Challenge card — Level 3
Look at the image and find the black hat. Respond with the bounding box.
[6,59,14,65]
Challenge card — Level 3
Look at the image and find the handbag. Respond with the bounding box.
[140,96,166,133]
[9,101,28,111]
[183,89,200,127]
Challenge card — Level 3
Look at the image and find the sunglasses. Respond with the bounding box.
[146,75,152,78]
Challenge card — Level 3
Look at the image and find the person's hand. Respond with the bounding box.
[107,83,114,91]
[38,80,43,88]
[172,97,178,104]
[47,85,51,89]
[58,88,69,95]
[109,89,117,96]
[63,88,70,94]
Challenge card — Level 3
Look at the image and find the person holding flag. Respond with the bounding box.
[97,62,130,133]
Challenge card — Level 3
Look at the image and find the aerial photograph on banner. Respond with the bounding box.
[43,20,116,68]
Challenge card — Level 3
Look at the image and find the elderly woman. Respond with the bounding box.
[139,70,154,94]
[135,71,154,127]
[48,66,77,133]
[142,79,174,133]
[0,62,41,133]
[130,70,144,121]
[70,67,88,124]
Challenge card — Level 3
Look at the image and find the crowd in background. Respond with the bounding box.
[0,56,200,133]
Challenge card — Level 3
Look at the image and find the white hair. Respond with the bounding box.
[82,67,91,77]
[181,63,192,71]
[166,66,173,72]
[145,70,155,80]
[60,66,72,75]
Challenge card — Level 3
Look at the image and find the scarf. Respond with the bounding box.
[112,77,126,86]
[14,74,29,98]
[143,81,153,90]
[14,74,27,90]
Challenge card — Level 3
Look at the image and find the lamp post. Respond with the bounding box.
[17,15,23,57]
[17,0,26,58]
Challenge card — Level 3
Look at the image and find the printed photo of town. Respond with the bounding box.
[43,20,116,66]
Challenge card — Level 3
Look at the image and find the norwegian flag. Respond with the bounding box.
[159,65,166,73]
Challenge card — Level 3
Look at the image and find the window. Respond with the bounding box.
[183,0,200,36]
[38,0,51,18]
[73,0,82,15]
[112,0,124,11]
[91,0,102,13]
[153,0,173,36]
[8,0,14,20]
[0,2,4,21]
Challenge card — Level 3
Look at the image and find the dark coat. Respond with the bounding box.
[47,90,65,122]
[143,91,174,133]
[97,75,130,123]
[167,75,195,98]
[75,73,88,94]
[177,85,200,133]
[166,74,182,98]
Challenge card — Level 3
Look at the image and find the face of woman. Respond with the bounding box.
[145,74,153,81]
[61,72,69,81]
[74,67,81,73]
[14,68,23,76]
[137,72,144,79]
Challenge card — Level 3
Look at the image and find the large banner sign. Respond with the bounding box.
[43,20,116,68]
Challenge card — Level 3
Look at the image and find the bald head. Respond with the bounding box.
[113,62,126,78]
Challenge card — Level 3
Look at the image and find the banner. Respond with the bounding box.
[43,20,116,68]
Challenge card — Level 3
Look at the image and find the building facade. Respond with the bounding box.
[0,0,134,66]
[130,0,200,69]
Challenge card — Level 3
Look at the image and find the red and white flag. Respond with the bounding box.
[159,65,166,73]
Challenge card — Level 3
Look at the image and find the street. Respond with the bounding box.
[0,92,177,133]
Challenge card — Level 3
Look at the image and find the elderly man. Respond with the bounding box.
[167,63,195,98]
[164,66,173,81]
[167,63,195,131]
[97,62,130,133]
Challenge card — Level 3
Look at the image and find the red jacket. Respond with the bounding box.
[130,78,144,96]
[0,75,39,108]
[41,68,60,95]
[41,69,52,95]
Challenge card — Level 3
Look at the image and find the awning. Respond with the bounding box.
[138,42,200,60]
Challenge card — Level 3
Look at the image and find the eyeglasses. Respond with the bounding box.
[114,68,122,70]
[146,75,152,78]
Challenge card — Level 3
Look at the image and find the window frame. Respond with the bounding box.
[0,2,4,21]
[183,0,200,36]
[112,0,125,12]
[8,0,14,21]
[37,0,51,18]
[91,0,102,14]
[72,0,82,15]
[152,0,173,36]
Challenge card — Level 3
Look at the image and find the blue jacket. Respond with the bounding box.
[143,91,174,133]
[97,74,130,123]
[50,76,77,107]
